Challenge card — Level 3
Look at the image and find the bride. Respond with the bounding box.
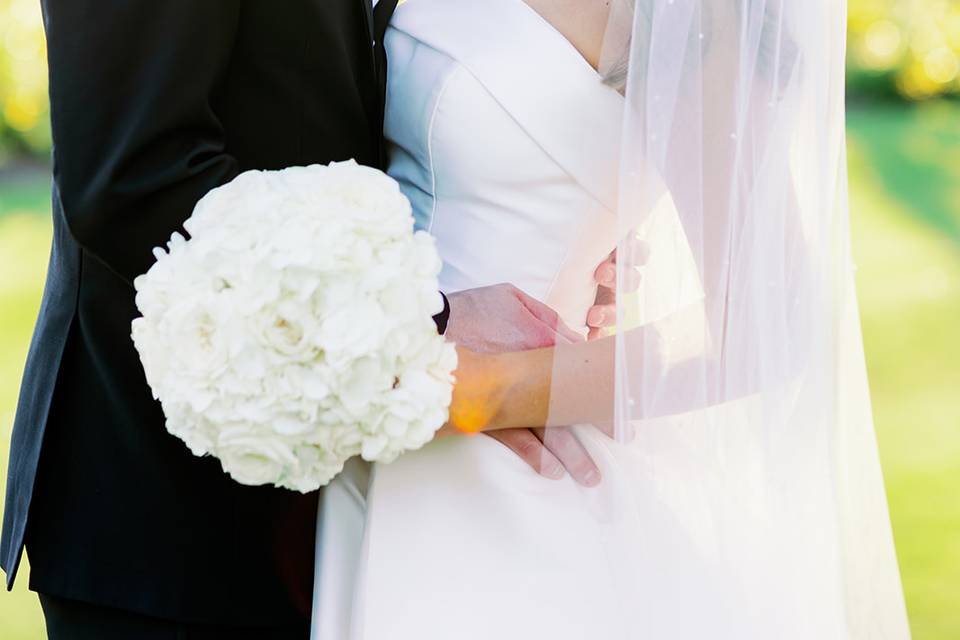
[314,1,910,638]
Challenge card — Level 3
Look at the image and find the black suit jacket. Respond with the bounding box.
[2,0,399,626]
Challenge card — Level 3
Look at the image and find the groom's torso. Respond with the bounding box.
[221,2,384,172]
[2,0,395,628]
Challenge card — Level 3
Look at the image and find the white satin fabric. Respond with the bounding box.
[313,1,643,637]
[312,1,907,639]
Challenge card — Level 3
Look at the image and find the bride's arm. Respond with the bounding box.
[448,181,810,435]
[449,336,616,432]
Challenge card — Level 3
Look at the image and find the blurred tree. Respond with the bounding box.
[849,0,960,100]
[0,0,50,163]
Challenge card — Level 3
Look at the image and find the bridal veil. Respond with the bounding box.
[542,1,911,636]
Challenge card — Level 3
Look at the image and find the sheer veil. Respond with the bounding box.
[544,0,911,636]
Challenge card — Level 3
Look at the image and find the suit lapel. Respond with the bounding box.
[371,0,399,167]
[374,0,400,40]
[355,0,399,168]
[359,0,375,40]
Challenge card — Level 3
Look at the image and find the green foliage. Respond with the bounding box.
[848,0,960,100]
[0,0,49,162]
[847,103,960,638]
[0,209,51,639]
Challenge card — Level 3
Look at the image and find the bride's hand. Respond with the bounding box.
[586,239,649,340]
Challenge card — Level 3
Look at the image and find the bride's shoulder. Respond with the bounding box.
[388,0,505,63]
[391,0,473,27]
[391,0,527,36]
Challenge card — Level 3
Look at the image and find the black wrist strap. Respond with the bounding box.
[433,292,451,335]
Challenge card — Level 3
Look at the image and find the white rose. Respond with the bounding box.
[317,298,387,362]
[215,427,299,487]
[253,300,318,363]
[337,356,393,418]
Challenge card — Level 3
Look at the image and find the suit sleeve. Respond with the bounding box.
[41,0,242,285]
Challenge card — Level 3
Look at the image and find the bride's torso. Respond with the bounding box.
[315,3,638,639]
[384,0,625,329]
[312,3,904,639]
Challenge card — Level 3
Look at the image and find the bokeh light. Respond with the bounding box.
[849,0,960,100]
[0,0,49,158]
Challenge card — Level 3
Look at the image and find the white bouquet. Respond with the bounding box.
[131,161,458,492]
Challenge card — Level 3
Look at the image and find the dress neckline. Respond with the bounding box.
[510,0,605,80]
[390,0,624,213]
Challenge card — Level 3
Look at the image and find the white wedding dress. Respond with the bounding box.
[312,2,636,638]
[311,1,909,639]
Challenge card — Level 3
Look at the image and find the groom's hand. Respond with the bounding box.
[488,427,603,487]
[444,284,604,486]
[443,284,582,353]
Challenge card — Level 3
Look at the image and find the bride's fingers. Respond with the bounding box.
[586,303,615,329]
[586,280,618,334]
[486,429,565,480]
[594,241,648,294]
[586,294,615,340]
[594,257,617,289]
[534,427,601,487]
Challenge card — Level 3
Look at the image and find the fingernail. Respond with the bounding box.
[582,469,601,487]
[600,265,616,286]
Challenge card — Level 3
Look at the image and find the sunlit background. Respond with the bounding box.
[0,0,958,638]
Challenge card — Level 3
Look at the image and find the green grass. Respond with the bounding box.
[847,103,960,639]
[0,209,50,639]
[847,100,960,243]
[0,173,49,220]
[0,104,958,638]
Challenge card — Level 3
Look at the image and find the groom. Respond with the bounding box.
[1,1,626,638]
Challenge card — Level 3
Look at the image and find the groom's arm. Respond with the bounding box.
[41,0,241,285]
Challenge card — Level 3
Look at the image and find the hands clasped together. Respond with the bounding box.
[442,241,648,487]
